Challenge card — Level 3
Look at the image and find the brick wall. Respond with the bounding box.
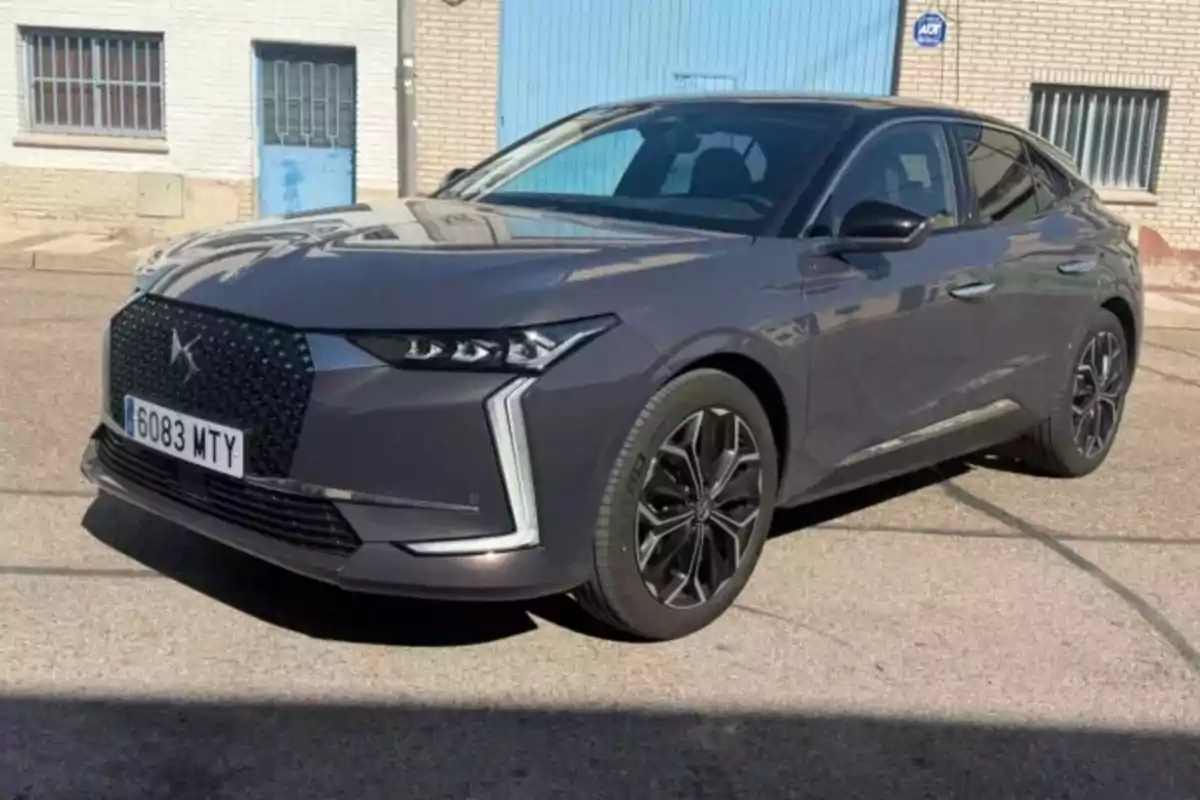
[5,0,1198,248]
[0,0,397,232]
[897,0,1200,250]
[413,0,501,193]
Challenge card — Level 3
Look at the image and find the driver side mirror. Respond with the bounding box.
[441,167,469,188]
[831,200,931,254]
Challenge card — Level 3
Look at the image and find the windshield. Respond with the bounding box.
[436,101,854,235]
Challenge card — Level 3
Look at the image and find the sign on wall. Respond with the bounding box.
[913,11,948,48]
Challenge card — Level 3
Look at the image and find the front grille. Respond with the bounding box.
[97,428,361,554]
[108,294,314,477]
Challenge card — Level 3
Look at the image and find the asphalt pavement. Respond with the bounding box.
[1,269,1199,799]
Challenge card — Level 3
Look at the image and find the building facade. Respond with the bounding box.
[0,0,403,237]
[2,0,1197,255]
[896,0,1200,255]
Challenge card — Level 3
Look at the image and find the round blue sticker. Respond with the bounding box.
[913,11,948,48]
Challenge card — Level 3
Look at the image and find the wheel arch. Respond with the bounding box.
[669,351,792,490]
[1101,294,1139,369]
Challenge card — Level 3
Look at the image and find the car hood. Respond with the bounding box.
[140,198,749,330]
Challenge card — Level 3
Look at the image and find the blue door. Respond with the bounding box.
[257,44,356,216]
[498,0,902,146]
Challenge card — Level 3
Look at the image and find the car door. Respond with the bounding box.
[799,120,1013,478]
[949,123,1099,417]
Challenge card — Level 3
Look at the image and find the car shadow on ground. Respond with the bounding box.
[81,494,541,647]
[2,694,1197,799]
[82,462,974,647]
[769,461,972,536]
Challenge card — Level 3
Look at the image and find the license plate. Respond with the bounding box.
[122,395,245,478]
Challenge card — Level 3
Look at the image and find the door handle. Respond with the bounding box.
[1058,260,1097,275]
[948,281,996,300]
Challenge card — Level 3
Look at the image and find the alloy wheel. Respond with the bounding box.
[1071,330,1126,458]
[635,408,763,610]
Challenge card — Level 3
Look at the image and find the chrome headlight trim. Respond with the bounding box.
[405,376,540,555]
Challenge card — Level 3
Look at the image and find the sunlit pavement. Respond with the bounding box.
[2,269,1198,798]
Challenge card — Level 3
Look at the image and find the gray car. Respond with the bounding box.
[82,96,1142,640]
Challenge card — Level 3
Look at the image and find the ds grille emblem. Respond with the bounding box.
[170,328,202,383]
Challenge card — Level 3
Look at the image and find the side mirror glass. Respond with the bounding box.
[833,200,931,254]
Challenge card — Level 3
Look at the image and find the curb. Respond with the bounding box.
[0,252,135,274]
[29,250,137,274]
[0,252,34,270]
[0,248,138,275]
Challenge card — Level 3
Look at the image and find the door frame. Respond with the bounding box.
[253,40,359,217]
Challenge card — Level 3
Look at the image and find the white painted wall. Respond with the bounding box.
[0,0,397,191]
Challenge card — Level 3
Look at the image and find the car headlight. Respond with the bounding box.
[346,315,617,373]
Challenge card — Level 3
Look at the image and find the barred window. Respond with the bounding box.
[1029,84,1166,192]
[22,28,165,137]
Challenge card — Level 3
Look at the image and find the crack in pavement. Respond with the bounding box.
[0,315,96,329]
[1140,364,1200,390]
[0,487,96,499]
[813,522,1200,546]
[940,479,1200,677]
[731,602,855,649]
[1143,340,1200,363]
[0,565,159,579]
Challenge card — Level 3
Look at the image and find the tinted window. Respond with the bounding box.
[1026,144,1074,212]
[809,122,959,237]
[957,125,1039,224]
[439,102,853,235]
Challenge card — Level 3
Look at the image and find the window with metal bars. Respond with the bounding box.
[1028,84,1166,192]
[21,28,165,137]
[260,52,355,149]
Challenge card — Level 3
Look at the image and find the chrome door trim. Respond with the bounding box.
[949,281,997,300]
[1058,260,1098,275]
[837,398,1022,468]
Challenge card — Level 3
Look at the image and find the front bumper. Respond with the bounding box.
[82,430,587,601]
[87,296,661,600]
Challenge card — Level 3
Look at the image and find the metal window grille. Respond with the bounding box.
[22,29,165,137]
[260,55,355,149]
[1028,84,1166,191]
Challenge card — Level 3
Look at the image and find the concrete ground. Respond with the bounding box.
[1,268,1199,799]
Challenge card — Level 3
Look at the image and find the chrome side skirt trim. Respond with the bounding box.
[838,399,1022,468]
[406,376,540,555]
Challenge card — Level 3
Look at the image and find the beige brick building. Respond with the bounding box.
[3,0,1197,256]
[896,0,1200,254]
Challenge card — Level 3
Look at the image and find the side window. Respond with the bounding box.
[957,125,1040,224]
[1026,144,1074,212]
[659,132,768,196]
[809,122,958,238]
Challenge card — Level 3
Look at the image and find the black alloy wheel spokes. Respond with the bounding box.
[1071,330,1126,458]
[636,408,763,610]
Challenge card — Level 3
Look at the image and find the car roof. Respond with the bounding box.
[593,90,999,123]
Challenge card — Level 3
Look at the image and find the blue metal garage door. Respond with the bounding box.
[498,0,902,146]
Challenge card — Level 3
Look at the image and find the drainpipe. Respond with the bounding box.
[396,0,417,196]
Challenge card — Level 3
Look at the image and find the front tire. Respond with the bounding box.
[1006,307,1131,478]
[577,369,778,641]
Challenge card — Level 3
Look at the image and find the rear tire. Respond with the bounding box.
[1005,307,1131,478]
[577,369,778,641]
